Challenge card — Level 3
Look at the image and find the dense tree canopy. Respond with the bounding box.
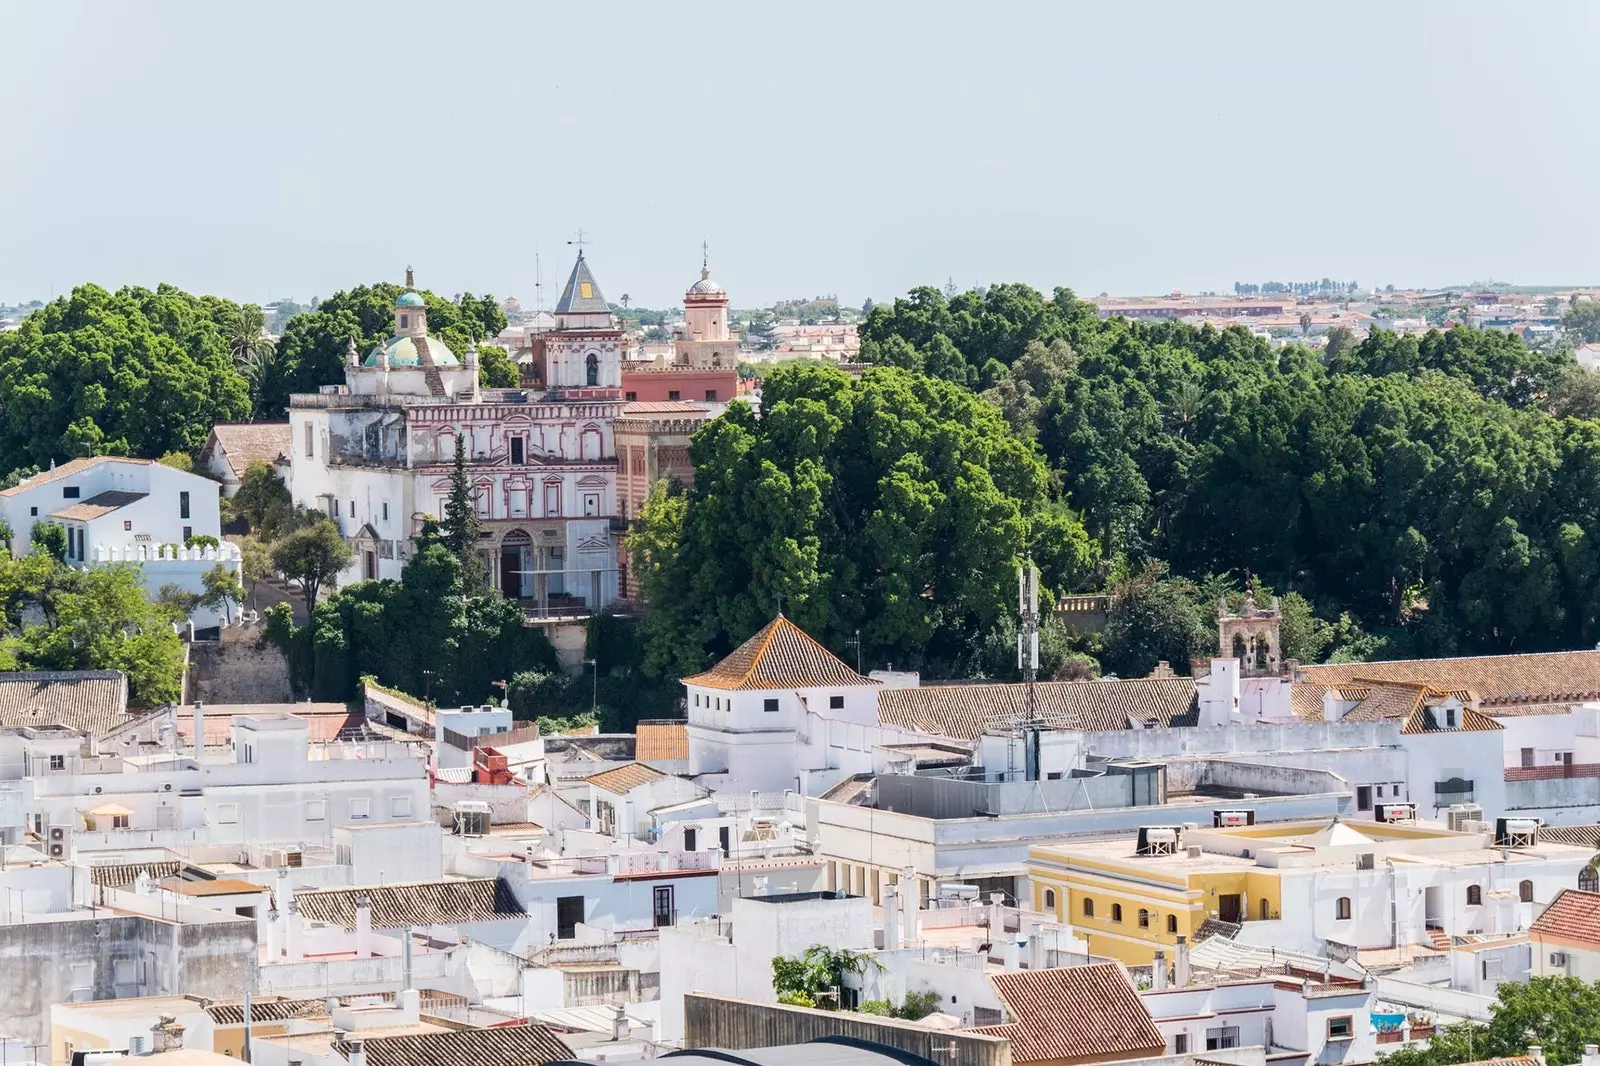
[1377,976,1600,1066]
[632,362,1095,679]
[857,283,1600,663]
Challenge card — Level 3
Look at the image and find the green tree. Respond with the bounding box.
[231,462,296,539]
[477,344,519,388]
[770,946,877,1009]
[1100,563,1211,677]
[441,437,483,587]
[1377,977,1600,1066]
[157,451,195,472]
[1563,301,1600,344]
[270,520,352,616]
[30,521,66,562]
[200,563,245,624]
[239,537,271,610]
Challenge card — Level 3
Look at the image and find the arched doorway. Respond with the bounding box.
[500,530,533,600]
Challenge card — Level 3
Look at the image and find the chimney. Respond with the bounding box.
[396,989,420,1021]
[346,1038,366,1066]
[1528,1048,1546,1066]
[1174,935,1191,986]
[611,1003,629,1042]
[883,884,902,950]
[192,701,204,759]
[285,897,305,961]
[150,1018,185,1053]
[902,867,918,947]
[355,892,373,958]
[266,906,282,959]
[1152,948,1168,991]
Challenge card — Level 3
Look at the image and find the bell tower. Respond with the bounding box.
[1217,587,1282,677]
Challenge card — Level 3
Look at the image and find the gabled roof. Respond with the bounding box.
[553,253,610,315]
[334,1027,571,1066]
[0,670,134,734]
[969,963,1165,1063]
[586,761,666,794]
[203,423,292,477]
[89,859,181,888]
[293,878,524,928]
[683,615,878,691]
[0,456,149,497]
[1529,888,1600,949]
[1299,649,1600,711]
[206,998,329,1025]
[877,676,1197,739]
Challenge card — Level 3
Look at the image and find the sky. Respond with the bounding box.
[3,1,1600,310]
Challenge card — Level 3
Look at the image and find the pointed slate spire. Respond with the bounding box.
[553,252,609,314]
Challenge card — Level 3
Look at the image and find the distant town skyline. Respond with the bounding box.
[5,1,1600,308]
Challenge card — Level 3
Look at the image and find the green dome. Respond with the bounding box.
[365,334,458,367]
[395,290,426,308]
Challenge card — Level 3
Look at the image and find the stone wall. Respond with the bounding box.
[189,623,293,705]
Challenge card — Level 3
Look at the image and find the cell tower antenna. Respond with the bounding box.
[1017,556,1040,722]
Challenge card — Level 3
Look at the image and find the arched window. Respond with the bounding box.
[1466,884,1482,906]
[1044,889,1056,910]
[1581,866,1599,893]
[1083,898,1094,918]
[586,352,599,386]
[1335,897,1351,920]
[1232,633,1247,659]
[1255,635,1271,670]
[1519,880,1534,903]
[1167,914,1178,933]
[1111,903,1123,923]
[1138,909,1150,928]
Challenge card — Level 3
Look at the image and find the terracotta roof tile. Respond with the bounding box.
[89,860,181,888]
[969,963,1165,1063]
[684,615,877,691]
[586,761,666,794]
[204,423,293,477]
[1530,889,1600,949]
[336,1027,571,1066]
[293,878,524,928]
[635,720,688,762]
[50,489,147,521]
[161,877,269,897]
[1300,650,1600,711]
[878,676,1197,739]
[206,998,330,1025]
[0,670,134,733]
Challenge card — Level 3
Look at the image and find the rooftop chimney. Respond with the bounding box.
[355,892,373,958]
[1152,948,1168,991]
[192,701,204,760]
[1581,1045,1600,1066]
[883,884,902,951]
[150,1017,185,1053]
[346,1038,366,1066]
[611,1004,629,1042]
[1174,935,1191,987]
[1528,1048,1545,1066]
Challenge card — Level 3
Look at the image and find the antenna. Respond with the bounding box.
[534,246,543,316]
[846,629,862,674]
[567,229,588,254]
[1017,556,1040,723]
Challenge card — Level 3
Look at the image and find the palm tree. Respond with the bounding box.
[228,306,277,419]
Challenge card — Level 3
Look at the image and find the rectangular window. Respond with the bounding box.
[391,796,413,818]
[1205,1027,1240,1051]
[112,815,129,829]
[112,959,139,985]
[624,391,637,402]
[511,437,525,465]
[381,502,389,521]
[49,754,65,771]
[305,800,326,822]
[668,390,680,401]
[29,507,36,516]
[350,499,356,517]
[1327,1017,1354,1040]
[556,895,584,939]
[124,520,132,531]
[764,698,779,712]
[705,390,718,401]
[350,798,371,819]
[1356,785,1372,811]
[62,486,80,499]
[182,525,192,543]
[829,695,845,710]
[179,491,190,520]
[217,803,240,824]
[305,422,314,457]
[70,962,94,991]
[1173,1035,1188,1055]
[1521,747,1535,768]
[332,499,340,517]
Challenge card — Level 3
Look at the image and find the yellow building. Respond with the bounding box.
[1027,816,1586,966]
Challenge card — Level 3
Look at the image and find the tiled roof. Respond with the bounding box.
[161,877,269,897]
[50,489,147,521]
[207,998,330,1025]
[176,703,361,746]
[294,878,525,928]
[684,615,878,691]
[0,670,134,732]
[619,401,713,417]
[970,963,1165,1063]
[635,720,688,762]
[1399,705,1503,734]
[1289,684,1326,722]
[1300,650,1600,710]
[0,456,150,497]
[336,1026,571,1066]
[89,859,181,888]
[204,422,292,477]
[586,761,666,794]
[1529,889,1600,948]
[1540,824,1600,847]
[877,676,1198,739]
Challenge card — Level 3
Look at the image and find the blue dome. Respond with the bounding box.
[396,290,426,308]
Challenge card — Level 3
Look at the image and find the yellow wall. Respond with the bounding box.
[53,1026,108,1066]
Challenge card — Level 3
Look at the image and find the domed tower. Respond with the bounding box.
[347,266,475,399]
[675,246,739,369]
[394,266,427,337]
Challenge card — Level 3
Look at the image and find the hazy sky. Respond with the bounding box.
[4,1,1599,309]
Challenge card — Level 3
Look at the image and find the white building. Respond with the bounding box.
[1530,887,1600,980]
[286,261,622,611]
[0,456,239,627]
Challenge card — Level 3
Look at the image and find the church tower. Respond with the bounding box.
[675,247,740,369]
[544,251,622,391]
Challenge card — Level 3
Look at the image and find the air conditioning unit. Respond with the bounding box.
[49,843,65,858]
[49,827,66,842]
[1445,804,1484,832]
[1550,951,1568,966]
[1376,803,1417,823]
[1214,810,1255,828]
[163,783,172,792]
[93,786,103,794]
